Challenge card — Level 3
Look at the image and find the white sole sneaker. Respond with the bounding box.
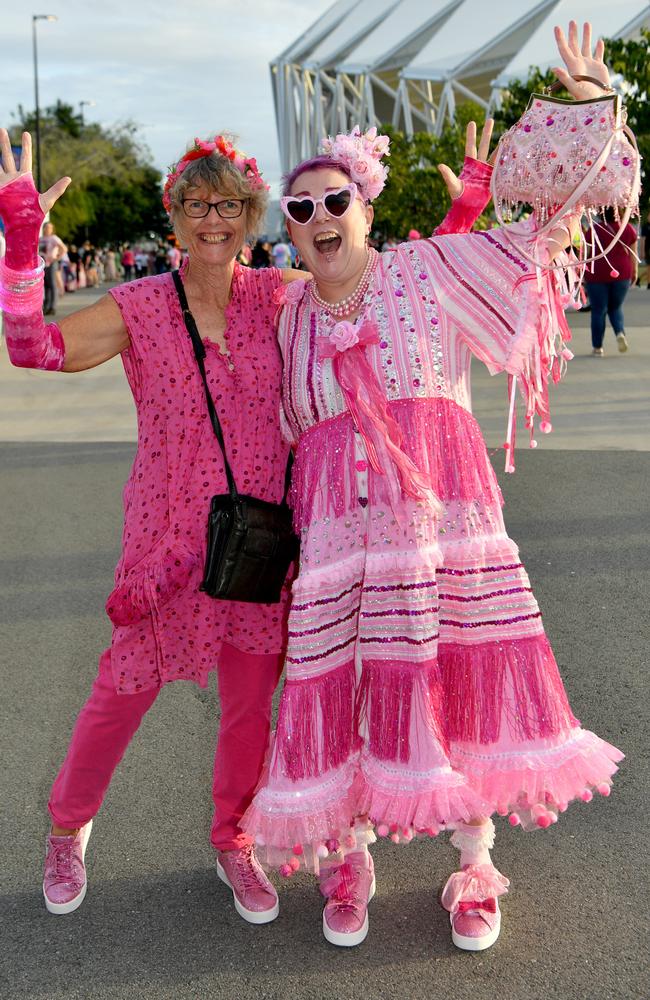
[617,334,628,352]
[216,860,279,924]
[322,874,376,947]
[43,820,93,915]
[450,910,501,951]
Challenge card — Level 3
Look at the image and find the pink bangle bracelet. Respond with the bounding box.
[0,256,46,315]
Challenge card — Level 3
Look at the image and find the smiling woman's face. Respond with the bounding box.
[286,167,373,286]
[172,183,248,265]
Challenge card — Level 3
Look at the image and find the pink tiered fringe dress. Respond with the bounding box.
[242,229,623,868]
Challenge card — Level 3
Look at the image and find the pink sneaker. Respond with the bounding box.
[217,845,279,924]
[319,850,376,947]
[441,863,509,951]
[43,821,93,915]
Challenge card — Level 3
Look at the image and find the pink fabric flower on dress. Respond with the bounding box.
[329,321,360,352]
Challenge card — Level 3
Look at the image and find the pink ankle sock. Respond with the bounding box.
[450,818,495,868]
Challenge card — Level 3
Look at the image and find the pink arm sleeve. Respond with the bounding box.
[0,174,65,371]
[433,158,493,237]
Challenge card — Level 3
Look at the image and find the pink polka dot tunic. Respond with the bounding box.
[106,263,289,694]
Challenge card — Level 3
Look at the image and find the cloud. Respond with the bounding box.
[1,0,333,187]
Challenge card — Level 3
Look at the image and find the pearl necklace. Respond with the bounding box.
[310,249,378,318]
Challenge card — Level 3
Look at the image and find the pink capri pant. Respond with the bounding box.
[48,643,283,851]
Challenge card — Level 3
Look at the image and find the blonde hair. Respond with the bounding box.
[168,136,268,242]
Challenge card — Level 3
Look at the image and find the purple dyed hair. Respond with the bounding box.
[282,156,355,198]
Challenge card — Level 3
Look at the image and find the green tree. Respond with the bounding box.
[373,103,489,241]
[9,101,168,242]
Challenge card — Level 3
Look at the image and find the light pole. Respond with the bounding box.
[32,14,57,191]
[79,100,96,125]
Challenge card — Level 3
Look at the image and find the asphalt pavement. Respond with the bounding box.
[0,281,648,1000]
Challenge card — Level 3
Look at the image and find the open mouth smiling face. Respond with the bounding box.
[286,168,373,282]
[178,185,247,259]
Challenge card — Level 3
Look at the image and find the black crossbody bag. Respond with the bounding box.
[172,269,299,603]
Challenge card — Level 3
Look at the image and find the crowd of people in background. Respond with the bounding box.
[1,215,649,324]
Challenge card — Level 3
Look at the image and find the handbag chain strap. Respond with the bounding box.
[545,74,614,95]
[172,268,292,504]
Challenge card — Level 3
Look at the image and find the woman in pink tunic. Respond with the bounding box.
[242,22,625,950]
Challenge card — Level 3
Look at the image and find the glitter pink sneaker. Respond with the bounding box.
[42,821,93,915]
[441,863,509,951]
[318,850,376,947]
[217,845,279,924]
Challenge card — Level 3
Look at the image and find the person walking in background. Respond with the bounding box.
[272,239,291,269]
[167,240,182,271]
[103,246,118,281]
[120,244,135,281]
[639,207,650,289]
[250,239,272,268]
[134,247,148,278]
[154,241,168,274]
[38,221,66,315]
[584,207,637,356]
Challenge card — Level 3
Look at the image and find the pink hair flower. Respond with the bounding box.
[162,133,270,211]
[319,126,390,201]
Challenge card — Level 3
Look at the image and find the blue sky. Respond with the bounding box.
[2,0,333,192]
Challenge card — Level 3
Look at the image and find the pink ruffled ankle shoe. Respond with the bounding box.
[441,863,509,951]
[318,850,376,947]
[217,844,279,924]
[43,820,93,915]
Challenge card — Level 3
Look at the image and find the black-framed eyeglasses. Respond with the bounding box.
[181,198,246,219]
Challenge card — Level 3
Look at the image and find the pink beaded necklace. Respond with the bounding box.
[309,249,378,318]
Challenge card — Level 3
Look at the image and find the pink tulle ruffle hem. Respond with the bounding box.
[452,727,624,829]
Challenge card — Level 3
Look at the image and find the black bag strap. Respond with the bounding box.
[172,269,293,503]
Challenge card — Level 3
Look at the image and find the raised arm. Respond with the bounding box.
[434,118,494,236]
[0,130,129,373]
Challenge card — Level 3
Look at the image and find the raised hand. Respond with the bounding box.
[437,118,494,200]
[552,21,611,100]
[0,129,71,213]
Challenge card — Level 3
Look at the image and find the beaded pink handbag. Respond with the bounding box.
[492,87,640,268]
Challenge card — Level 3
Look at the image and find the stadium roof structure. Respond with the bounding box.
[272,0,650,172]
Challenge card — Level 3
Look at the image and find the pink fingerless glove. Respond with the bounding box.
[434,157,493,236]
[0,173,65,370]
[0,173,44,270]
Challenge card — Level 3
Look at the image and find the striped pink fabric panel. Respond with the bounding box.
[418,230,533,374]
[437,550,544,645]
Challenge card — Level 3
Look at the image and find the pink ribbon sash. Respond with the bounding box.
[317,319,438,507]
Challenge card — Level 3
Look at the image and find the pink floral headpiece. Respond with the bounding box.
[320,126,390,202]
[162,135,269,211]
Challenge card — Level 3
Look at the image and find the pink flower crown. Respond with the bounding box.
[320,126,390,202]
[162,135,269,211]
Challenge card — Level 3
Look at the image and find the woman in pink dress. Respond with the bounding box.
[242,22,625,950]
[0,124,487,924]
[0,129,302,923]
